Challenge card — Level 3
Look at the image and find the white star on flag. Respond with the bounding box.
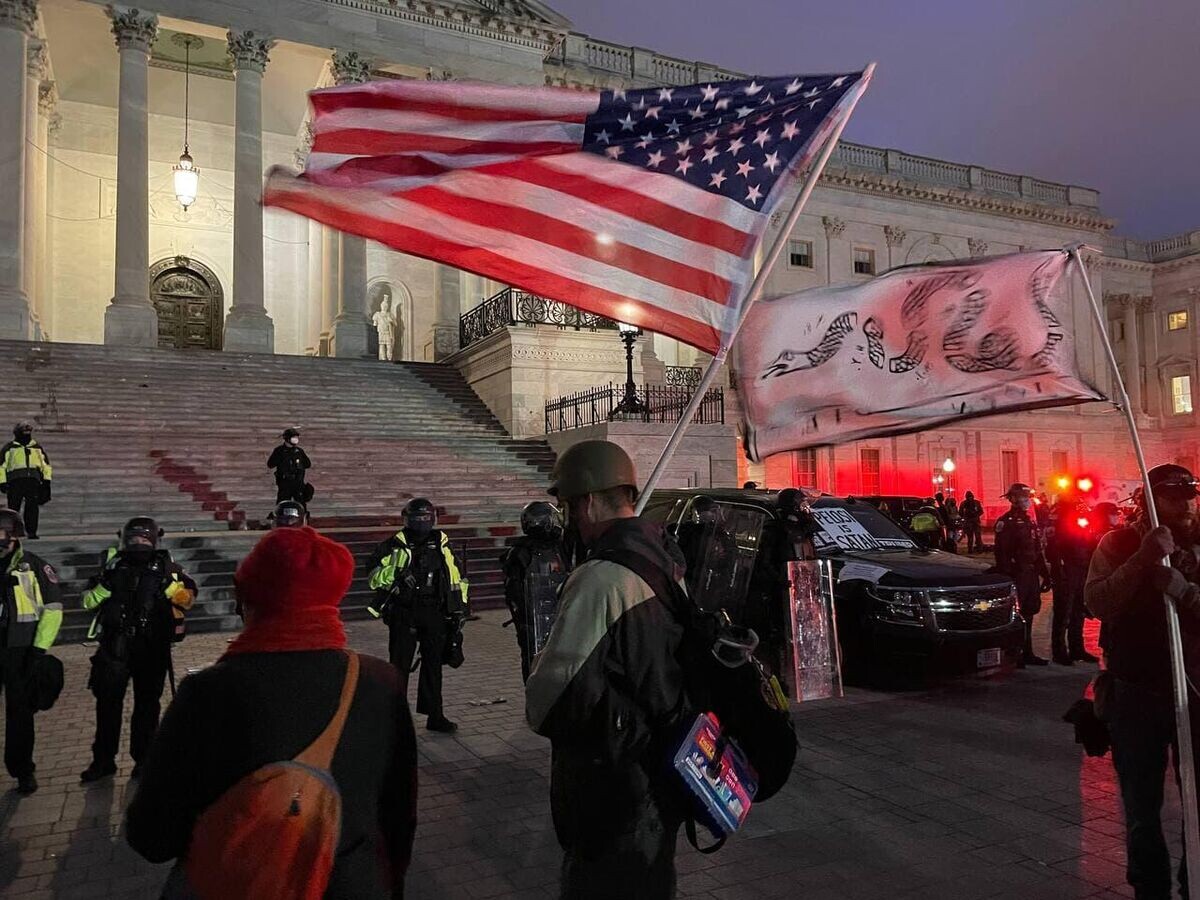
[658,88,674,102]
[645,106,661,119]
[675,138,693,155]
[781,121,799,140]
[785,78,803,95]
[746,184,763,204]
[665,119,682,135]
[728,136,746,155]
[618,113,636,131]
[636,132,654,149]
[702,146,720,164]
[736,159,755,178]
[701,84,720,101]
[709,169,727,188]
[677,157,695,175]
[736,106,754,118]
[646,149,665,167]
[754,128,772,147]
[703,130,720,146]
[763,151,781,173]
[605,145,623,159]
[744,80,763,95]
[594,129,611,144]
[688,105,707,120]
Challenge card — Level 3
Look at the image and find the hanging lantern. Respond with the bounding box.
[172,34,202,210]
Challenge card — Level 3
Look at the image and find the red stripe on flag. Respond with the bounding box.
[265,183,722,352]
[399,184,734,305]
[311,90,592,124]
[312,129,579,158]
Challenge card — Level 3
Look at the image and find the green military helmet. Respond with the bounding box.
[549,440,638,501]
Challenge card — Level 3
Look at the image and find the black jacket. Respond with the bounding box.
[126,650,416,899]
[525,517,691,850]
[994,509,1048,578]
[267,445,311,483]
[499,535,567,618]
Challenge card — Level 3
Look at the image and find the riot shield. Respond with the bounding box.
[676,506,768,619]
[524,549,568,657]
[786,559,843,702]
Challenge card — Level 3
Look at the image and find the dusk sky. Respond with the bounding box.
[550,0,1198,240]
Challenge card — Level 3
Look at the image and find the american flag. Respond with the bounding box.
[264,71,869,353]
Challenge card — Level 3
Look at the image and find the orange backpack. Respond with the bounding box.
[183,652,360,900]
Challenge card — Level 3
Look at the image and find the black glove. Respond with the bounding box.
[30,646,45,656]
[40,482,50,504]
[1150,566,1200,612]
[1040,575,1052,593]
[0,483,7,494]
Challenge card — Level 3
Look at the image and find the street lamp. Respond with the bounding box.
[610,322,648,419]
[941,458,956,474]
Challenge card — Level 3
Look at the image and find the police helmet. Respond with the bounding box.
[120,516,162,550]
[1094,501,1121,524]
[1004,483,1034,500]
[12,421,32,438]
[521,501,562,540]
[272,500,307,528]
[776,488,807,520]
[403,497,437,529]
[282,426,301,441]
[1148,464,1199,498]
[0,508,25,539]
[691,496,725,525]
[549,440,638,502]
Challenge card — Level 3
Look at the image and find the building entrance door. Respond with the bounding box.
[150,256,224,350]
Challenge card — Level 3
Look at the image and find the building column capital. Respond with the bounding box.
[106,6,158,53]
[26,37,46,79]
[0,0,37,36]
[822,216,845,239]
[883,225,906,248]
[37,80,55,116]
[1135,294,1154,311]
[967,237,989,258]
[331,49,371,85]
[226,29,272,73]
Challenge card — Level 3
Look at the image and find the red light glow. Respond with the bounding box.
[1077,517,1090,529]
[1077,477,1095,493]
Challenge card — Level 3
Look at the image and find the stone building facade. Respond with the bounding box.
[3,0,1198,512]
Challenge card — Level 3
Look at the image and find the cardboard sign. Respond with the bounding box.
[809,507,882,552]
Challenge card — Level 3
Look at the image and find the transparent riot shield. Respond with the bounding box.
[676,506,768,620]
[525,551,568,657]
[787,559,843,702]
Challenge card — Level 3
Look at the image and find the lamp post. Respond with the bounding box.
[610,322,648,419]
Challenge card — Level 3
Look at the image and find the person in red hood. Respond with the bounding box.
[126,526,417,899]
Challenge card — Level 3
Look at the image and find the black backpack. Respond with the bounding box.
[593,548,799,826]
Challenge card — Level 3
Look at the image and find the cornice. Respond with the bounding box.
[819,166,1115,233]
[1098,257,1155,275]
[327,0,565,53]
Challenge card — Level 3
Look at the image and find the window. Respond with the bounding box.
[853,247,875,276]
[1172,375,1193,414]
[788,240,813,269]
[860,448,881,495]
[794,448,818,487]
[1051,450,1069,475]
[1169,310,1189,331]
[1000,450,1020,490]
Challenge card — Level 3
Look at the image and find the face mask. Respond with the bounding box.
[288,436,300,446]
[124,545,155,565]
[1108,515,1121,528]
[14,433,31,445]
[406,519,434,539]
[1016,498,1032,512]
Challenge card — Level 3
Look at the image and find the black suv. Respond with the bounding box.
[643,489,1023,683]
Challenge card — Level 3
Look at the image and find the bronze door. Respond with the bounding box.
[150,256,224,350]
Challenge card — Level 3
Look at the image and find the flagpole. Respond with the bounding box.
[1068,245,1200,900]
[635,63,876,514]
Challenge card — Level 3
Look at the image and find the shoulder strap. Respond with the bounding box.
[591,547,686,622]
[295,652,360,771]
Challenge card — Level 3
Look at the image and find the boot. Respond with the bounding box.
[1023,622,1049,666]
[80,762,117,784]
[1052,642,1074,666]
[426,716,458,734]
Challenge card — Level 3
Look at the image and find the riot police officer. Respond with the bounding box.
[267,427,312,506]
[675,496,739,613]
[269,499,308,529]
[1046,495,1099,665]
[995,483,1050,666]
[0,422,52,539]
[500,501,568,682]
[0,508,62,794]
[368,498,467,733]
[80,517,197,782]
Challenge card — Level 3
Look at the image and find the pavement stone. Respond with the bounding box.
[0,611,1173,898]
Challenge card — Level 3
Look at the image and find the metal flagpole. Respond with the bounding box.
[635,62,877,514]
[1068,244,1200,900]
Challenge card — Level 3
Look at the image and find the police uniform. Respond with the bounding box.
[267,438,312,505]
[994,504,1050,664]
[81,544,196,778]
[1045,500,1097,664]
[0,542,62,789]
[368,526,467,730]
[500,535,568,682]
[0,433,52,539]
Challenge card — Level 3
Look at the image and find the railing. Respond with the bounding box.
[1029,179,1069,205]
[665,365,703,388]
[981,170,1022,195]
[459,287,619,349]
[544,383,725,433]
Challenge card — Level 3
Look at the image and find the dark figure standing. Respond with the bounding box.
[994,483,1050,667]
[368,498,467,733]
[267,427,312,505]
[500,501,568,682]
[674,496,739,614]
[0,508,62,794]
[80,517,197,782]
[0,422,52,539]
[1086,464,1200,899]
[960,490,984,553]
[1046,497,1099,666]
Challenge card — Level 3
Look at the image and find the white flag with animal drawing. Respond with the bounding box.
[735,250,1106,461]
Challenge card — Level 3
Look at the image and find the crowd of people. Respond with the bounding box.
[2,420,1200,899]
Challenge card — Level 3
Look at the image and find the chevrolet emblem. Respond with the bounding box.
[972,600,995,612]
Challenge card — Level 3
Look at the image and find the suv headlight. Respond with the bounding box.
[870,587,926,626]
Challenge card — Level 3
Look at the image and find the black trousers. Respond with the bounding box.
[90,642,169,767]
[963,520,982,553]
[389,603,447,719]
[1108,678,1200,899]
[276,477,306,505]
[6,480,41,537]
[1051,564,1088,657]
[560,807,681,900]
[0,646,36,779]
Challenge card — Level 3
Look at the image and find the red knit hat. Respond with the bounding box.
[224,527,352,656]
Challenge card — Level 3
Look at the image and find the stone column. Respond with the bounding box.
[822,216,845,285]
[305,218,323,354]
[431,265,461,361]
[223,29,275,353]
[0,0,36,339]
[23,39,45,333]
[1121,295,1143,417]
[883,225,905,271]
[320,225,338,354]
[103,6,157,346]
[329,50,371,358]
[34,82,52,340]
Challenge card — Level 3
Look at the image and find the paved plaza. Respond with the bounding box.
[0,611,1169,900]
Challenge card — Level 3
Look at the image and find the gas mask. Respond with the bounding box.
[123,544,155,566]
[14,431,31,446]
[289,436,300,446]
[406,518,434,540]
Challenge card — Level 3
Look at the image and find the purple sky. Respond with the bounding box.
[549,0,1198,240]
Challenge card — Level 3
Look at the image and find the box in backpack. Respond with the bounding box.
[180,652,359,900]
[673,711,759,839]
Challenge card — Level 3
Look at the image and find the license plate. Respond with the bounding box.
[977,647,1002,669]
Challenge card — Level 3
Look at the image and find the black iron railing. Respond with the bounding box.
[544,383,725,433]
[665,365,703,389]
[459,287,620,349]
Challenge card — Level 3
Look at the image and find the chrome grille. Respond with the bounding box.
[928,586,1016,633]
